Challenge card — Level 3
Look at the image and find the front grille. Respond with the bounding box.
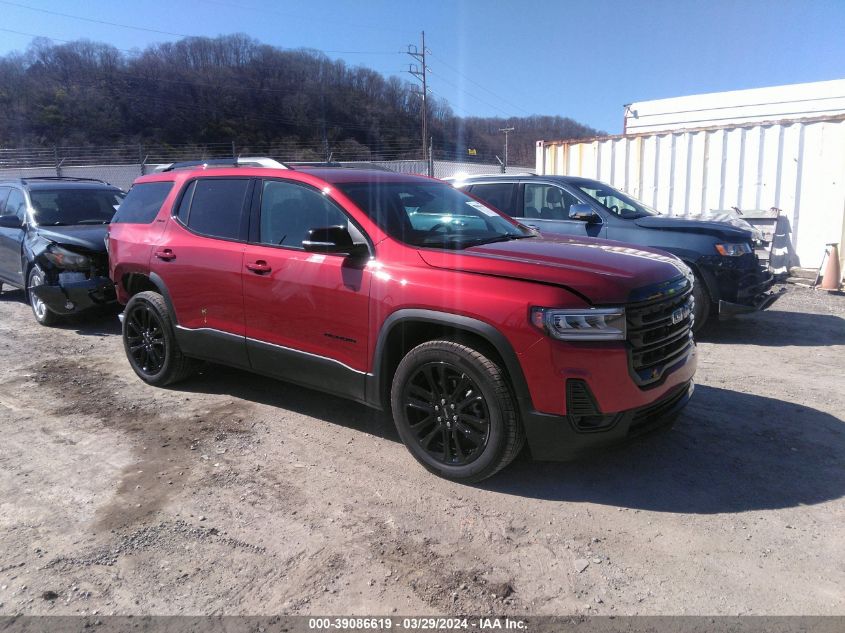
[627,275,694,386]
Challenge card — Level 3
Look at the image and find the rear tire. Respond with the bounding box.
[691,273,711,333]
[390,340,524,483]
[27,266,59,326]
[122,291,197,386]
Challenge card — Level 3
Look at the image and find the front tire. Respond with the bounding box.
[122,291,197,386]
[27,266,59,326]
[390,340,524,483]
[692,273,711,333]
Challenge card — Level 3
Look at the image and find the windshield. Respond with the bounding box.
[29,188,125,226]
[336,180,533,249]
[574,180,659,219]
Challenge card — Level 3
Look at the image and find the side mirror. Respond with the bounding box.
[0,214,24,229]
[569,204,600,223]
[302,226,368,256]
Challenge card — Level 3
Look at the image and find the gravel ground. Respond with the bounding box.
[0,285,843,616]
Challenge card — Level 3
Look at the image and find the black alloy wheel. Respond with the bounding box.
[121,291,197,386]
[391,340,524,482]
[402,361,491,466]
[125,301,166,376]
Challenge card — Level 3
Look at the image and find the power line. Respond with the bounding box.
[0,0,192,37]
[405,31,430,164]
[429,52,530,116]
[0,26,139,53]
[0,2,404,57]
[427,67,514,118]
[499,127,514,173]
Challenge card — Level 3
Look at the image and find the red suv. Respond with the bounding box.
[108,161,697,482]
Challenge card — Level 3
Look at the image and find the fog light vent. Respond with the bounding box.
[566,379,616,432]
[566,379,599,416]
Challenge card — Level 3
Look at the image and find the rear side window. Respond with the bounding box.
[175,180,196,224]
[467,183,516,216]
[183,178,249,240]
[0,187,10,214]
[4,189,26,222]
[113,182,173,224]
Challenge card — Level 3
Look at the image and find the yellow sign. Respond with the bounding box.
[467,148,477,156]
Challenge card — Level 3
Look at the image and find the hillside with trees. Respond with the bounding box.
[0,34,601,166]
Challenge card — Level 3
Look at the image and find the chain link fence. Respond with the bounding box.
[0,144,533,190]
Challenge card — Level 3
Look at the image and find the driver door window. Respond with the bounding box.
[259,180,349,248]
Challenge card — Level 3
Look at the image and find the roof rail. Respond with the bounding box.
[156,157,289,172]
[288,161,394,172]
[17,176,111,185]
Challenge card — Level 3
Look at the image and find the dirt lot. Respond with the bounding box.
[0,285,843,616]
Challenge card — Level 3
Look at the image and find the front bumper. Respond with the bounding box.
[719,286,786,316]
[522,380,694,461]
[30,275,116,315]
[699,256,786,317]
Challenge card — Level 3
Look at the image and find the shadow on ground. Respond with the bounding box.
[177,364,398,443]
[483,384,845,514]
[175,363,844,515]
[0,287,120,336]
[698,308,845,346]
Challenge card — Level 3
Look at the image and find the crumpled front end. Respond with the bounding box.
[29,249,116,314]
[697,253,785,316]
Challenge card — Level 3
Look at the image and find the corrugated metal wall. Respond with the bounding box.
[537,116,845,270]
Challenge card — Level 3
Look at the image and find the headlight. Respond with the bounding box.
[43,244,92,270]
[531,307,626,341]
[714,242,752,257]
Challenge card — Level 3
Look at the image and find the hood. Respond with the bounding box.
[634,215,753,240]
[417,235,689,305]
[34,224,109,252]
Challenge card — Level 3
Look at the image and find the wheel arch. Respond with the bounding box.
[368,309,532,413]
[684,259,719,304]
[121,272,177,321]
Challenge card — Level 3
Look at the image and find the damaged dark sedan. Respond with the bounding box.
[0,177,125,325]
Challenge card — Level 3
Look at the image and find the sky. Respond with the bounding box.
[0,0,843,133]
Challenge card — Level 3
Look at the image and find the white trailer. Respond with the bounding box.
[536,81,845,271]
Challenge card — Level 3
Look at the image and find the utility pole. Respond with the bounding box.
[406,31,429,162]
[499,127,514,173]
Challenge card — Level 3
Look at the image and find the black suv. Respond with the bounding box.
[451,174,783,330]
[0,177,125,325]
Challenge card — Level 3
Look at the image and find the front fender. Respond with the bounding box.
[367,308,532,413]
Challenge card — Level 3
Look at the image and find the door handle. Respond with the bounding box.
[154,249,176,261]
[246,260,272,274]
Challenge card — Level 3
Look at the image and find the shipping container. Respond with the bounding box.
[536,114,845,271]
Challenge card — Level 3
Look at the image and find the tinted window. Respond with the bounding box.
[31,188,125,226]
[0,187,10,214]
[259,180,348,247]
[467,183,516,216]
[4,189,26,222]
[186,178,249,240]
[524,183,580,220]
[112,182,172,224]
[176,180,196,224]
